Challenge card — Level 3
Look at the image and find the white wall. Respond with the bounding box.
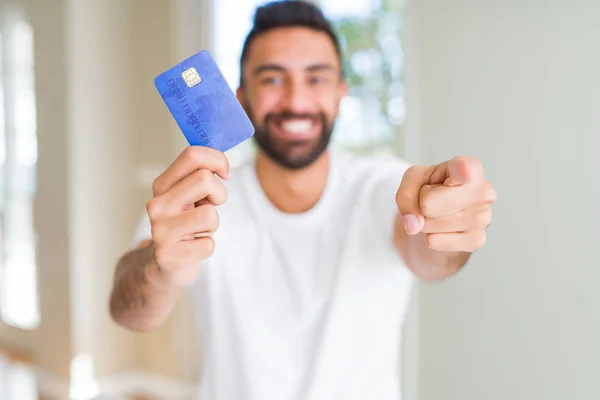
[412,1,600,400]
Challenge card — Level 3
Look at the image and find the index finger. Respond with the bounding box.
[153,146,230,196]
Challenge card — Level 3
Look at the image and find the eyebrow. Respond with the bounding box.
[252,63,336,76]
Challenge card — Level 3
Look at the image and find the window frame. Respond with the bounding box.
[0,5,41,331]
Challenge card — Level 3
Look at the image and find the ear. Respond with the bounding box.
[334,80,349,115]
[236,87,245,107]
[338,80,349,99]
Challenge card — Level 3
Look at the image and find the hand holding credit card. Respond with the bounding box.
[146,50,250,284]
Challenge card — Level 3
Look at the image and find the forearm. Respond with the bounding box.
[109,242,182,332]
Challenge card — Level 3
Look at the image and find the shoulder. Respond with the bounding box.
[329,149,411,245]
[332,149,412,190]
[333,148,411,173]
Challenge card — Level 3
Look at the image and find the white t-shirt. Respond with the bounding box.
[134,150,415,400]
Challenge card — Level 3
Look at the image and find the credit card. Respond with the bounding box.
[154,50,255,152]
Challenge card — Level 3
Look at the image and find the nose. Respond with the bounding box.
[280,78,313,113]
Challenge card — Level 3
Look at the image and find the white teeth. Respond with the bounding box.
[281,120,313,134]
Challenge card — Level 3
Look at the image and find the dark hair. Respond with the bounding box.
[239,0,344,87]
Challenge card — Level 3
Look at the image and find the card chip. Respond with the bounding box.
[182,67,202,88]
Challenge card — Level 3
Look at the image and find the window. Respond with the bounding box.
[322,0,405,157]
[211,0,266,166]
[0,9,40,330]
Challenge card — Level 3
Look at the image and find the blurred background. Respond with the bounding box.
[0,0,598,399]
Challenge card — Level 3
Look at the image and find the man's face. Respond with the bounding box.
[237,27,348,170]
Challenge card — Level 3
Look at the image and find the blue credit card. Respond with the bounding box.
[154,50,255,152]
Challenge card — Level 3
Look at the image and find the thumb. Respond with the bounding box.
[395,165,434,235]
[445,157,473,187]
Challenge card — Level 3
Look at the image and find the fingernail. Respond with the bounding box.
[401,214,420,235]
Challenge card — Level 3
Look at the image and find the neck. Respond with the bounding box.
[255,150,330,214]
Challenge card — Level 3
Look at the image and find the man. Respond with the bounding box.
[109,1,496,399]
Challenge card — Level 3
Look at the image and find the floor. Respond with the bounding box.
[0,345,155,400]
[0,349,49,400]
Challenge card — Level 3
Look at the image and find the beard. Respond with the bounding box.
[245,102,335,170]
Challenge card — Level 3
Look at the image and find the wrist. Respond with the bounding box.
[141,244,178,293]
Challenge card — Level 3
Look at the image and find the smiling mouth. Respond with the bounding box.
[270,117,321,141]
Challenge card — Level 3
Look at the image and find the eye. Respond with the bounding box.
[308,75,328,86]
[261,76,283,86]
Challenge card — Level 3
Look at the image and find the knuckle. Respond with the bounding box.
[424,233,437,249]
[202,205,220,230]
[395,190,410,209]
[405,165,421,177]
[191,208,205,226]
[420,199,431,217]
[479,209,493,226]
[404,165,425,183]
[201,168,215,182]
[458,156,482,172]
[395,188,408,203]
[193,205,219,231]
[146,197,162,220]
[468,156,482,169]
[219,184,229,204]
[219,151,230,171]
[419,193,435,217]
[184,146,207,168]
[183,145,200,160]
[481,181,497,203]
[208,207,220,230]
[472,231,487,250]
[195,169,214,187]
